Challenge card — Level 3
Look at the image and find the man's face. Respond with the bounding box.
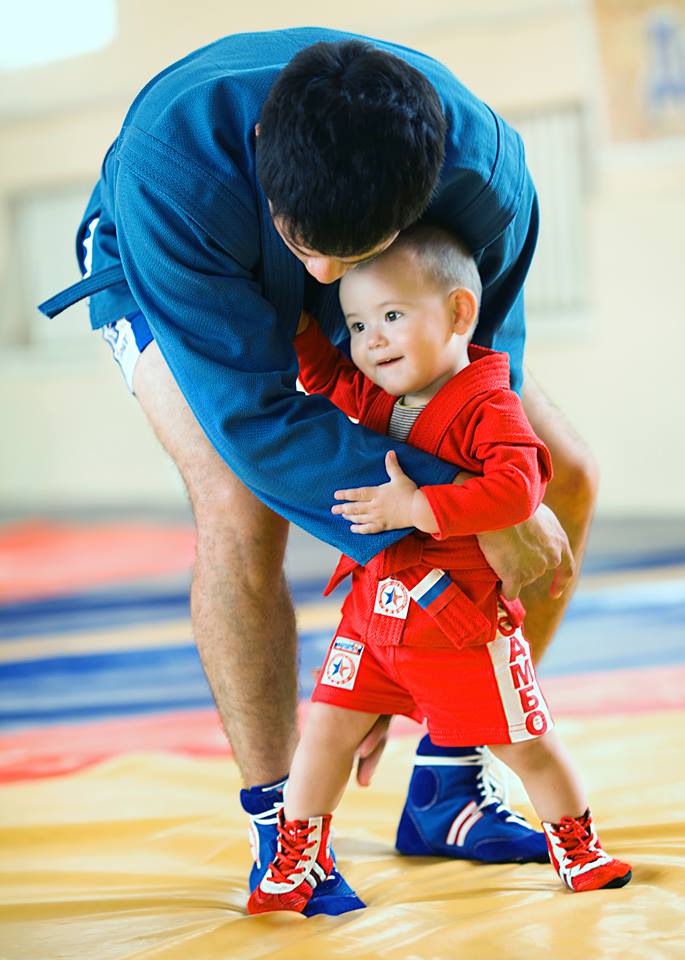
[271,213,398,284]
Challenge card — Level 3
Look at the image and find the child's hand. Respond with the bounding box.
[296,311,312,335]
[332,451,423,533]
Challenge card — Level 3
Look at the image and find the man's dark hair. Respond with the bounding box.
[257,40,446,256]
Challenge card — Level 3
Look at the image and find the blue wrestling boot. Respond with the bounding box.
[240,777,365,916]
[395,737,550,864]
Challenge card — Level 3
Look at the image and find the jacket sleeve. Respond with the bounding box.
[114,164,457,564]
[295,318,382,420]
[419,391,553,538]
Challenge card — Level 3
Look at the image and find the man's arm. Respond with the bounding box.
[114,166,457,565]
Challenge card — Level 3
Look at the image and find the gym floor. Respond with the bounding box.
[1,514,684,959]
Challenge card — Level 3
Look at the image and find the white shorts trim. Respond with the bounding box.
[487,627,553,742]
[84,216,143,395]
[101,318,142,394]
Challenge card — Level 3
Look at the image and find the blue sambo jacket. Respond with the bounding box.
[39,27,539,565]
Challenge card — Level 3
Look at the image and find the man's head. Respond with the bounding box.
[338,223,481,400]
[257,40,446,280]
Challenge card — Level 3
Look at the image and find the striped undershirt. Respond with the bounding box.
[387,398,427,441]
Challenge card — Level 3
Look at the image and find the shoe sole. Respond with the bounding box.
[601,869,632,889]
[396,846,550,865]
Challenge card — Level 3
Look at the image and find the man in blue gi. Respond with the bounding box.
[41,29,593,916]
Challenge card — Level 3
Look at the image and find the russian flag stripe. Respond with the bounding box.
[417,574,453,609]
[410,569,453,609]
[424,582,462,617]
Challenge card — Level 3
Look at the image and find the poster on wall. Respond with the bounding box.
[593,0,685,141]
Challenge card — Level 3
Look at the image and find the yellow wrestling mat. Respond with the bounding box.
[2,712,684,960]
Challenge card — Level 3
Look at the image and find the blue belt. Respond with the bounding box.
[38,265,126,318]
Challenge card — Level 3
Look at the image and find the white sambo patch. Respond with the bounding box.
[373,577,410,619]
[320,637,364,690]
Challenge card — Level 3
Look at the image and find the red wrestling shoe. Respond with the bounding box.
[247,809,334,915]
[542,809,632,892]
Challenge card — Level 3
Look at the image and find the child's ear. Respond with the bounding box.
[449,287,478,335]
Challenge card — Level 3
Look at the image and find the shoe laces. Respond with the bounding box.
[269,819,317,884]
[552,817,597,868]
[476,748,530,827]
[249,802,283,828]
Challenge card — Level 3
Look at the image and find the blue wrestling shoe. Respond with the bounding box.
[240,777,365,917]
[395,737,550,864]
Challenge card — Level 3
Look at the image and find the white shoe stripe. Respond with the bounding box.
[446,801,478,845]
[456,810,483,847]
[413,755,483,768]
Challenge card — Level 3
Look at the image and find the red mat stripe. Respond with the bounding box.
[0,520,195,602]
[1,663,682,783]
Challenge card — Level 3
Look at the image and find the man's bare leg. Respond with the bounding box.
[133,343,298,786]
[520,370,599,663]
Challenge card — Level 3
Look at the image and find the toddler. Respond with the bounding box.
[248,224,631,914]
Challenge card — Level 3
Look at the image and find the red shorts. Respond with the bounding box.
[311,613,553,746]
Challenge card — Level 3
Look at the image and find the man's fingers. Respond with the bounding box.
[549,549,575,599]
[356,738,385,786]
[499,577,521,601]
[356,715,391,787]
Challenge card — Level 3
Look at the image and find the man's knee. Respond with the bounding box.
[190,475,289,578]
[548,440,599,528]
[522,372,599,518]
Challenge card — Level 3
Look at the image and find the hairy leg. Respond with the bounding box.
[490,732,587,823]
[285,704,380,820]
[133,343,298,787]
[520,370,599,663]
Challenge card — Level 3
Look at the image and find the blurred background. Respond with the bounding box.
[0,0,684,521]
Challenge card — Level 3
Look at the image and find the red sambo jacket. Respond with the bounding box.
[295,320,553,650]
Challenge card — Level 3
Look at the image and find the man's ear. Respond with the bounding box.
[254,123,261,138]
[449,287,478,335]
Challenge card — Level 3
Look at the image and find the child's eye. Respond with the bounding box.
[351,321,365,333]
[385,311,402,322]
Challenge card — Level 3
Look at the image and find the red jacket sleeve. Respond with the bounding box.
[420,391,553,538]
[294,315,381,421]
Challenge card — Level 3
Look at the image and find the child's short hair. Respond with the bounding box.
[388,222,482,310]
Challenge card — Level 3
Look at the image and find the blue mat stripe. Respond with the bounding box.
[0,580,334,640]
[1,594,684,734]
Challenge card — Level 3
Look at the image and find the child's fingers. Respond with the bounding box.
[334,487,373,501]
[350,522,379,534]
[332,505,370,517]
[384,450,404,478]
[336,502,372,517]
[343,512,372,524]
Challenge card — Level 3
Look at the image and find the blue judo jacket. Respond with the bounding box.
[39,27,538,565]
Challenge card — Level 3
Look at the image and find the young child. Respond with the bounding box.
[247,224,631,915]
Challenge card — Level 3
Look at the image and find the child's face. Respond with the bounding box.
[339,248,473,400]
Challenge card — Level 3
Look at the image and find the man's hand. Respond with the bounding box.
[477,502,575,600]
[333,450,422,533]
[356,715,392,786]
